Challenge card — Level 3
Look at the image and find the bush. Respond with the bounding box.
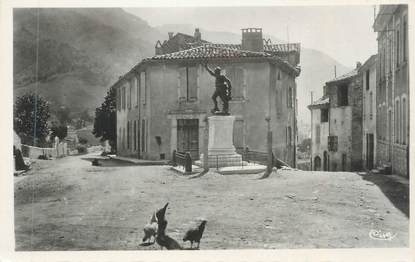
[38,154,49,160]
[76,145,87,154]
[79,137,88,145]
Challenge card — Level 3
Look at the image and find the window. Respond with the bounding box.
[136,75,140,107]
[122,86,126,110]
[128,81,132,109]
[140,72,146,105]
[226,67,245,98]
[117,88,121,111]
[388,37,393,73]
[141,119,146,152]
[402,98,406,144]
[403,17,407,61]
[321,109,329,123]
[369,92,373,120]
[287,87,293,108]
[396,29,400,67]
[127,121,130,149]
[134,121,137,151]
[337,85,348,106]
[365,70,370,90]
[395,100,400,143]
[179,66,198,101]
[328,136,338,152]
[315,125,320,144]
[122,128,125,149]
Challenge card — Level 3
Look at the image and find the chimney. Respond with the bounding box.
[168,32,174,40]
[356,61,362,69]
[241,28,264,52]
[194,28,201,42]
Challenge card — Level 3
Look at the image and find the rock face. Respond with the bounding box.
[200,115,242,168]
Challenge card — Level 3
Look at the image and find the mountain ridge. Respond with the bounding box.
[13,8,351,135]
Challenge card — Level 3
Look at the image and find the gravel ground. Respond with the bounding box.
[14,153,409,250]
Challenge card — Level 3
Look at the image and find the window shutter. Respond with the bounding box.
[178,67,187,100]
[234,67,244,98]
[128,81,132,109]
[188,66,198,100]
[140,72,146,105]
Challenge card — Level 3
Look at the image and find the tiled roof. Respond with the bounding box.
[308,96,329,108]
[326,68,358,84]
[186,43,300,53]
[148,45,274,60]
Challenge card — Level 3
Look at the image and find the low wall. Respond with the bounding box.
[21,143,68,159]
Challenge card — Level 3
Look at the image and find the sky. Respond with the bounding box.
[125,5,378,67]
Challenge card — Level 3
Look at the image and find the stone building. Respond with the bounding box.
[308,95,329,171]
[373,5,409,177]
[309,63,363,171]
[361,55,377,170]
[113,28,301,165]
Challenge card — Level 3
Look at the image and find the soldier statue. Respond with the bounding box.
[204,62,232,115]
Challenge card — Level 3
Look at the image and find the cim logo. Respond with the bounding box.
[369,229,397,241]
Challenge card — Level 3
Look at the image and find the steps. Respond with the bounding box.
[372,163,392,175]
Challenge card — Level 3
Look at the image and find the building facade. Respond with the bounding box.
[308,96,329,171]
[114,28,301,166]
[373,5,409,177]
[309,63,364,171]
[361,55,377,170]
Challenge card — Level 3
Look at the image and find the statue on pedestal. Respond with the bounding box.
[204,62,232,115]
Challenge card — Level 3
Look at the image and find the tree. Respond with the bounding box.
[50,125,68,140]
[93,86,116,151]
[54,106,72,125]
[14,93,50,146]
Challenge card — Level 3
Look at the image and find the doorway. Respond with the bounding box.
[177,119,199,160]
[323,151,329,171]
[366,133,374,170]
[314,156,321,171]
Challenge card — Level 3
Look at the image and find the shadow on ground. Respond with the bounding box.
[358,173,409,217]
[81,157,137,167]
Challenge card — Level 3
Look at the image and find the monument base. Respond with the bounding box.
[199,115,243,168]
[199,153,243,168]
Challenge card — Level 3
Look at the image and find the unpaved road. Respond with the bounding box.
[14,153,409,250]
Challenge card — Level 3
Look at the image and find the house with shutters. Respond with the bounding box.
[113,28,301,165]
[373,5,409,177]
[309,62,364,171]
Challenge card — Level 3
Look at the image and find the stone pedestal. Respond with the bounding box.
[200,115,243,168]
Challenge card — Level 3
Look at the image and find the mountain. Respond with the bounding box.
[13,8,163,113]
[14,9,351,137]
[156,24,285,44]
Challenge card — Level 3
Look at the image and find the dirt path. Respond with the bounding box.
[14,154,409,250]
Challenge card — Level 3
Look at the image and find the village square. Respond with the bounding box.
[12,5,409,250]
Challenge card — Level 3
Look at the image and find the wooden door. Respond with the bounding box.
[177,119,199,160]
[366,134,374,170]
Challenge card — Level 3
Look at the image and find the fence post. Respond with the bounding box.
[184,152,192,173]
[172,150,177,166]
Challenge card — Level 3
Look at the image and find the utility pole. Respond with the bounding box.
[334,65,337,78]
[203,116,209,172]
[310,91,313,171]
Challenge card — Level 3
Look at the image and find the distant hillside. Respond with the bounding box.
[14,9,351,136]
[156,24,285,44]
[13,8,163,113]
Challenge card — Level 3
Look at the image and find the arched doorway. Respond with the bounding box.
[323,151,328,171]
[314,156,321,171]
